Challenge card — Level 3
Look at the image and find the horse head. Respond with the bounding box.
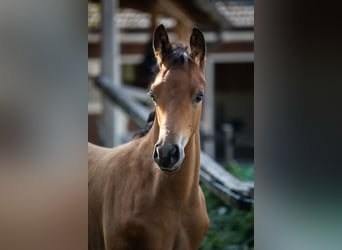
[150,24,206,172]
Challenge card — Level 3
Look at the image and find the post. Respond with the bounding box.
[222,123,234,162]
[99,0,126,146]
[203,56,216,157]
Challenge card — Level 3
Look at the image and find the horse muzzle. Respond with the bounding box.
[153,142,184,172]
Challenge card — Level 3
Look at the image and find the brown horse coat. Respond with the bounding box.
[89,25,209,250]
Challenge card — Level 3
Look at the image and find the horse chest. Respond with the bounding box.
[113,199,208,250]
[114,214,206,250]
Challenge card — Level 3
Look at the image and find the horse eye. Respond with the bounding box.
[195,92,204,103]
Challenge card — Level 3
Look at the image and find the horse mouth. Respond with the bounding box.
[159,164,181,173]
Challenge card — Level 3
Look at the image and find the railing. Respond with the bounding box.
[93,76,254,210]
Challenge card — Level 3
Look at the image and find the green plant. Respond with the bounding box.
[223,162,254,182]
[200,162,254,250]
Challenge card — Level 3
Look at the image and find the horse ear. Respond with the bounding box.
[153,24,172,65]
[190,28,206,71]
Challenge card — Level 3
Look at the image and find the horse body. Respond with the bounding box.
[89,25,209,250]
[89,128,208,250]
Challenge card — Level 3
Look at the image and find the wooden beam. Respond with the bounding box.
[174,22,193,44]
[119,0,156,12]
[156,0,194,43]
[200,152,254,197]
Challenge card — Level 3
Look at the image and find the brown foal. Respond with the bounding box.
[88,24,209,250]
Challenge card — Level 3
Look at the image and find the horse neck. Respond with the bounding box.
[144,118,201,202]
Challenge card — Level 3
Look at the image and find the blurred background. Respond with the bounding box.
[88,0,254,249]
[2,0,341,249]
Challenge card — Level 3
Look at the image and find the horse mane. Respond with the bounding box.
[168,44,192,66]
[134,110,155,139]
[152,44,192,75]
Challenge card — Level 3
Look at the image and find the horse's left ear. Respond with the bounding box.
[190,28,206,71]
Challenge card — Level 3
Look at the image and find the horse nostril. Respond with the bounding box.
[171,144,180,161]
[153,143,180,168]
[153,145,160,160]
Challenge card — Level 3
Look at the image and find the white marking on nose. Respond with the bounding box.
[173,136,187,167]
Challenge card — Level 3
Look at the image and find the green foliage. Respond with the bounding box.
[200,162,254,250]
[223,161,254,182]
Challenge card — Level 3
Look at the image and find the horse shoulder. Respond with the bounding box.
[88,140,146,250]
[100,140,166,249]
[88,143,112,250]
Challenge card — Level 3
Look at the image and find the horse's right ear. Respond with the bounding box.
[153,24,171,65]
